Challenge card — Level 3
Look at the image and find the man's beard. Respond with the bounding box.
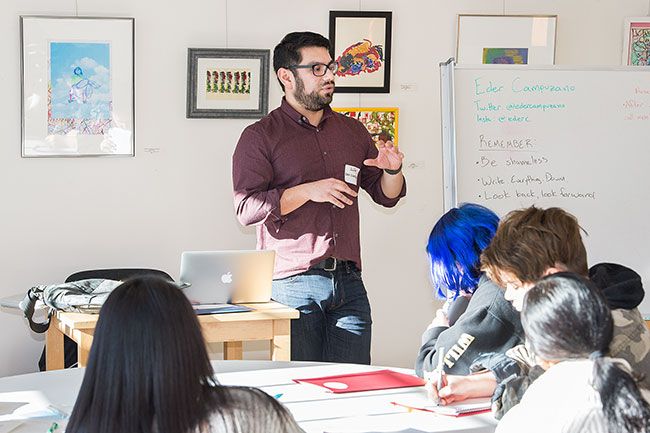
[294,75,334,111]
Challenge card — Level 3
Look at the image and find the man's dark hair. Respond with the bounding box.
[273,31,330,91]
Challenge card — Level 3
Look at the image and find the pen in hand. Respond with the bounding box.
[427,347,445,406]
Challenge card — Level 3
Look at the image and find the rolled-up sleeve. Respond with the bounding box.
[232,126,286,229]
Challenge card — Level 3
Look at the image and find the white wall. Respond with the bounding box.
[1,0,648,377]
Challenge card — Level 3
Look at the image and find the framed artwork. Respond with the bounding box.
[186,48,269,119]
[329,11,392,93]
[333,107,399,146]
[456,15,557,65]
[623,17,650,66]
[20,16,135,157]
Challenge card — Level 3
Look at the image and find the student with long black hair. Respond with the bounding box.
[66,276,303,433]
[496,273,650,433]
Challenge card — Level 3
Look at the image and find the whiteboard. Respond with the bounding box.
[440,61,650,315]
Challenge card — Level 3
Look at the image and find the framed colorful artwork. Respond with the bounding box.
[456,15,557,65]
[329,11,392,93]
[20,16,135,157]
[186,48,269,119]
[623,18,650,66]
[333,107,399,146]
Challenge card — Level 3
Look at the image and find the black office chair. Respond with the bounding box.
[38,268,173,371]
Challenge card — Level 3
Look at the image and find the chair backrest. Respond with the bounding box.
[65,268,173,283]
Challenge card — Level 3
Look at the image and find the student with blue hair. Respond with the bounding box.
[415,203,523,380]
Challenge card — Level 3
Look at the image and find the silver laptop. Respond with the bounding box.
[179,250,275,305]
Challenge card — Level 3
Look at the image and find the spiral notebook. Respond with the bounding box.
[391,393,491,417]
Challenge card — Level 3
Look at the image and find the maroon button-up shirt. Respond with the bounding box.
[232,99,406,279]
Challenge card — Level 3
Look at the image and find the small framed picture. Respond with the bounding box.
[456,14,557,65]
[186,48,269,119]
[20,16,135,157]
[333,107,399,146]
[329,11,392,93]
[622,17,650,66]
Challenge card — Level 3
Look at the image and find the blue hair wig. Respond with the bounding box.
[426,203,499,299]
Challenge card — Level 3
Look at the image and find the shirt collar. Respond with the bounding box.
[280,97,334,127]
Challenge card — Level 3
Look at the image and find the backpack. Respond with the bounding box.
[19,279,122,334]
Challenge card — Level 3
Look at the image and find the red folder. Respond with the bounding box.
[293,369,425,393]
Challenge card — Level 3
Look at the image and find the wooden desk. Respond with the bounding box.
[45,301,299,370]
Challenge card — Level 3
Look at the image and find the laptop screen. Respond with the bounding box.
[179,250,275,304]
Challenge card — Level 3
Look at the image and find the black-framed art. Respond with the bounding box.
[186,48,269,119]
[329,11,392,93]
[21,16,135,157]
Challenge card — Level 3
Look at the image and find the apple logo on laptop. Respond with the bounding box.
[221,272,233,284]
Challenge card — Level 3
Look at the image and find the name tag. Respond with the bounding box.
[344,164,360,185]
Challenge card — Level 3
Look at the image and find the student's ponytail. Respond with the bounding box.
[591,355,650,433]
[522,272,650,433]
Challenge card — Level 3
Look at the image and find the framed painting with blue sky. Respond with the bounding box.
[21,16,135,157]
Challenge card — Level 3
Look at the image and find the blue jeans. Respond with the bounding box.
[272,262,372,364]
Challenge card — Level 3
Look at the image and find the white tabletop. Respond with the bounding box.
[0,361,497,433]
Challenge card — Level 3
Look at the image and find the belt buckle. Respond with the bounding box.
[324,257,337,271]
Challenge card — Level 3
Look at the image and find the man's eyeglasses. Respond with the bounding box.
[288,61,339,77]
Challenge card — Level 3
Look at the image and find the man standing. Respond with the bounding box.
[232,32,406,363]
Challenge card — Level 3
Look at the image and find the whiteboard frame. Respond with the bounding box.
[439,58,457,212]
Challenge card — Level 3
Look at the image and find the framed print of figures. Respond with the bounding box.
[20,16,135,157]
[186,48,269,119]
[456,15,557,65]
[623,18,650,66]
[329,11,392,93]
[333,107,399,146]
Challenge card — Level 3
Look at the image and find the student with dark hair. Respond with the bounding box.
[496,273,650,433]
[66,276,303,433]
[415,203,523,378]
[233,31,406,363]
[429,206,650,417]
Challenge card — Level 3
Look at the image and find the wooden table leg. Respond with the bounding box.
[224,341,243,360]
[271,319,291,361]
[76,330,94,367]
[46,316,65,371]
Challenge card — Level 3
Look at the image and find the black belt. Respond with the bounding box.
[311,257,346,271]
